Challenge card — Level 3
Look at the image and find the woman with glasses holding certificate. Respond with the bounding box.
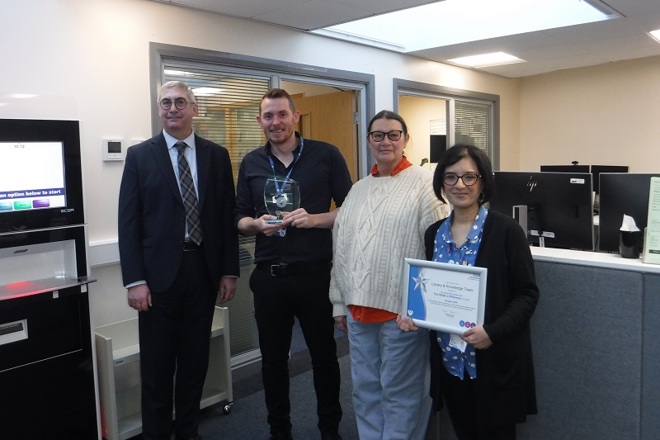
[399,144,539,440]
[329,110,449,440]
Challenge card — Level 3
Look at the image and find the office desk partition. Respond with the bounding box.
[517,248,660,440]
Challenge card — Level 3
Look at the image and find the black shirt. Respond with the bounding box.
[235,133,353,264]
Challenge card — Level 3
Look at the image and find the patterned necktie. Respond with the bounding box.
[175,141,203,245]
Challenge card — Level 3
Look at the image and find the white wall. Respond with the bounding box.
[1,0,521,326]
[7,0,660,327]
[519,56,660,172]
[398,95,447,168]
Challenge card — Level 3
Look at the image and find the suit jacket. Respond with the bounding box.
[118,133,239,292]
[426,210,539,426]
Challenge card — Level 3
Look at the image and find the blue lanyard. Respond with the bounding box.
[267,137,304,195]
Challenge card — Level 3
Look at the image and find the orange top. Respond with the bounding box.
[348,156,413,324]
[369,155,413,177]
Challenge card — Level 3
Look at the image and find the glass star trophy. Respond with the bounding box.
[264,177,301,224]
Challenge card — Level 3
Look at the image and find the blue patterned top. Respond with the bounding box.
[433,205,488,380]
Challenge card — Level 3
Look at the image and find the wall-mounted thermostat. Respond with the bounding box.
[102,139,124,161]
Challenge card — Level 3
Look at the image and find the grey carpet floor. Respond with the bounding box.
[128,322,358,440]
[195,353,358,440]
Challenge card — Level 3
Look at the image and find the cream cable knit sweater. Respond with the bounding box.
[330,166,450,317]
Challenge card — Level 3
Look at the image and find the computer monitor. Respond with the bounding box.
[489,171,594,250]
[429,135,446,163]
[540,164,590,173]
[0,119,85,233]
[590,165,628,194]
[597,173,660,252]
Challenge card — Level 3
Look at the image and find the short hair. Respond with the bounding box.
[259,88,296,114]
[367,110,408,135]
[158,81,197,105]
[432,144,494,205]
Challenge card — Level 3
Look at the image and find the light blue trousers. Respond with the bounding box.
[347,313,431,440]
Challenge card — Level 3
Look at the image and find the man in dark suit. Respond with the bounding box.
[118,81,239,440]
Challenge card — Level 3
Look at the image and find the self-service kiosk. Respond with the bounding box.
[0,119,99,439]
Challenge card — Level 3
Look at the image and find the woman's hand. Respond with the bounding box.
[396,315,419,332]
[334,315,347,333]
[461,325,492,349]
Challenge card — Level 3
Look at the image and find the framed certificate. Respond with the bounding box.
[402,258,487,334]
[643,177,660,264]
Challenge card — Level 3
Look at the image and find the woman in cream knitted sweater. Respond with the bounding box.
[330,110,449,440]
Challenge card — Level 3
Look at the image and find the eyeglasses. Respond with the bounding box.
[369,130,403,142]
[159,97,194,110]
[443,172,481,186]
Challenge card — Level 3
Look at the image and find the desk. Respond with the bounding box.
[517,248,660,439]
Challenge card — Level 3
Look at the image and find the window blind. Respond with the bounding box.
[164,66,270,357]
[454,100,492,157]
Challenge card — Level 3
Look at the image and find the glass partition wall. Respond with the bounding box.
[152,43,372,367]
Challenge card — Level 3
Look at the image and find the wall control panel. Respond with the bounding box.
[102,139,124,161]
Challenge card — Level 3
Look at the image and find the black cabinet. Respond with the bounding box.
[0,284,98,440]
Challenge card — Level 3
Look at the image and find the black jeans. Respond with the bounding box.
[250,264,342,435]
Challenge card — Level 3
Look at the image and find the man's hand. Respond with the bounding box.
[282,208,319,229]
[283,208,340,230]
[237,215,293,237]
[127,284,151,312]
[218,276,237,304]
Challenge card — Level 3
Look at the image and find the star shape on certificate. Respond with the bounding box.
[413,271,430,293]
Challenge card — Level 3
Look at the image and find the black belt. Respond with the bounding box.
[256,260,331,277]
[182,241,202,251]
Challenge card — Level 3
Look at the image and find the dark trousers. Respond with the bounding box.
[138,249,217,440]
[250,265,342,436]
[440,366,517,440]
